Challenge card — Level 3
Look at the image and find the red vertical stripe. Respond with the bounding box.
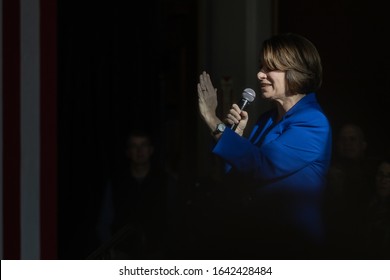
[40,0,58,259]
[2,0,21,260]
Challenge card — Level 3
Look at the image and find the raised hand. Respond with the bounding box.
[197,71,218,123]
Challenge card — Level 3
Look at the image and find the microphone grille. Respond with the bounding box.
[242,88,256,102]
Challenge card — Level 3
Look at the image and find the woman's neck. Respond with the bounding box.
[276,93,306,120]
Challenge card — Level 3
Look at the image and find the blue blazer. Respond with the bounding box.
[213,93,332,243]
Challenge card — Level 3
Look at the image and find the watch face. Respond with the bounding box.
[217,123,226,132]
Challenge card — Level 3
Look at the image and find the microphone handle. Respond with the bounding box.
[231,122,238,130]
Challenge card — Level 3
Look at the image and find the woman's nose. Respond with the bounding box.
[257,71,266,80]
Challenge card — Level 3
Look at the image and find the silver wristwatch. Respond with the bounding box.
[213,123,226,135]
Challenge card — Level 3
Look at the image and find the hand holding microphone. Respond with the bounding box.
[197,70,256,137]
[226,88,256,134]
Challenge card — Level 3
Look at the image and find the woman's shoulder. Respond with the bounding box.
[294,98,329,123]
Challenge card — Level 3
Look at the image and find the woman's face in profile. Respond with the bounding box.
[257,67,287,101]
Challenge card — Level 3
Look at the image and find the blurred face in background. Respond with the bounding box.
[126,136,154,166]
[375,161,390,198]
[337,124,367,160]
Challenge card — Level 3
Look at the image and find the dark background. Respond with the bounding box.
[278,0,389,146]
[58,0,199,258]
[58,0,389,259]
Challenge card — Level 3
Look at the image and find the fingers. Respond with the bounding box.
[199,71,214,93]
[241,110,248,119]
[198,72,207,91]
[198,71,218,109]
[225,104,240,125]
[197,83,203,98]
[226,104,248,126]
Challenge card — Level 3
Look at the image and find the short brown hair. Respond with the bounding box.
[260,33,322,94]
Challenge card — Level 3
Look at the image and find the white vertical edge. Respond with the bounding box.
[20,0,40,259]
[0,0,4,260]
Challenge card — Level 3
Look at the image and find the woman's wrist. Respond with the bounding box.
[204,116,220,133]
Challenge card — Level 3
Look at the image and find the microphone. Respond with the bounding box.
[231,88,256,130]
